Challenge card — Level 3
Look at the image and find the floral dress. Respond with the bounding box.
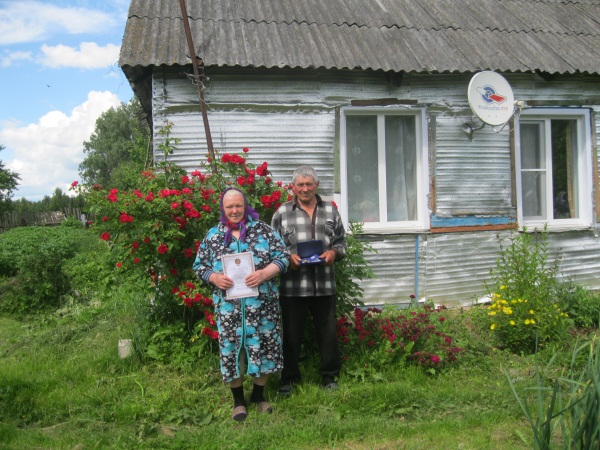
[193,217,290,382]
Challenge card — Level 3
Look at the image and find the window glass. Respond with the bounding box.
[517,109,591,229]
[551,120,577,219]
[346,115,379,222]
[385,115,417,221]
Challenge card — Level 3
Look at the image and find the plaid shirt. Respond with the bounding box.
[271,194,346,297]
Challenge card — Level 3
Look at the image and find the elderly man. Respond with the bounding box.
[271,165,347,394]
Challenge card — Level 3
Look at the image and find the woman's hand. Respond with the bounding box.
[209,273,234,290]
[245,269,267,288]
[289,254,302,270]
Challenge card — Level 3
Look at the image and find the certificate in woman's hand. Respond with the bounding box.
[222,252,259,300]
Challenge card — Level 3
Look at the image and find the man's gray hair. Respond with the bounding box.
[292,165,320,185]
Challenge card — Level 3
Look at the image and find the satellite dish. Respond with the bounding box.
[467,71,515,126]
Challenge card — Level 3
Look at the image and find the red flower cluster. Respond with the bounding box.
[260,190,282,209]
[119,213,134,223]
[337,304,462,370]
[221,153,246,165]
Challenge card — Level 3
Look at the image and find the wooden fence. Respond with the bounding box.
[0,208,88,233]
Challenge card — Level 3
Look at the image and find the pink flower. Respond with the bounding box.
[171,202,180,210]
[71,181,78,187]
[431,355,440,364]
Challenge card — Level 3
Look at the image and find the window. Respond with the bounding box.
[516,108,593,230]
[340,108,429,231]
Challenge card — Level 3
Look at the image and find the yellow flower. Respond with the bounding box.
[511,300,517,304]
[531,319,536,324]
[524,319,531,325]
[529,310,535,315]
[510,320,516,326]
[488,311,497,316]
[500,285,506,290]
[491,323,497,330]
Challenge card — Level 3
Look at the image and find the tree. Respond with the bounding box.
[79,97,151,191]
[0,145,20,213]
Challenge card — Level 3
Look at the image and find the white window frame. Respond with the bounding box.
[340,107,430,233]
[515,108,593,231]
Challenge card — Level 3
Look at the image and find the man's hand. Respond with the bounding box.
[320,249,336,266]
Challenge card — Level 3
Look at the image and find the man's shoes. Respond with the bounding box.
[278,383,293,396]
[322,376,339,391]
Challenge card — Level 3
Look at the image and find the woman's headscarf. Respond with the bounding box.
[219,187,259,245]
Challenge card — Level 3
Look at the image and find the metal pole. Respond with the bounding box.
[178,0,217,174]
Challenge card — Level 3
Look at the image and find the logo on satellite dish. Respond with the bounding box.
[476,85,507,105]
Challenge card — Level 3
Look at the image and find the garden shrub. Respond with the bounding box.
[337,303,462,376]
[0,225,92,312]
[334,221,377,316]
[556,281,600,329]
[486,228,573,354]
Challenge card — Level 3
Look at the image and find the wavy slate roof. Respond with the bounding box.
[119,0,600,84]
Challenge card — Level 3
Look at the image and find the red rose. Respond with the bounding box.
[100,232,110,241]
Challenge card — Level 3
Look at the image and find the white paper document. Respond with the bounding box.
[221,252,258,300]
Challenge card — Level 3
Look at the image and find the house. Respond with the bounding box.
[119,0,600,307]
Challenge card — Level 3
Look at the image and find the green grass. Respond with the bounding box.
[0,294,591,450]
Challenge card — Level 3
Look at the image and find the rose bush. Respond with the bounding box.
[77,129,291,344]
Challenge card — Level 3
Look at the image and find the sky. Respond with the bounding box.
[0,0,134,201]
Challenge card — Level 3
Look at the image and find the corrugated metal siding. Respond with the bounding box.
[358,234,425,306]
[425,231,512,305]
[433,116,514,216]
[153,73,338,191]
[152,68,600,307]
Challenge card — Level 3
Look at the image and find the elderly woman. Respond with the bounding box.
[193,187,290,421]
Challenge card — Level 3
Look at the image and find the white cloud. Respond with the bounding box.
[40,42,121,69]
[1,91,122,201]
[1,50,32,67]
[0,1,117,45]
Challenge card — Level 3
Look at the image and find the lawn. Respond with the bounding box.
[0,296,565,450]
